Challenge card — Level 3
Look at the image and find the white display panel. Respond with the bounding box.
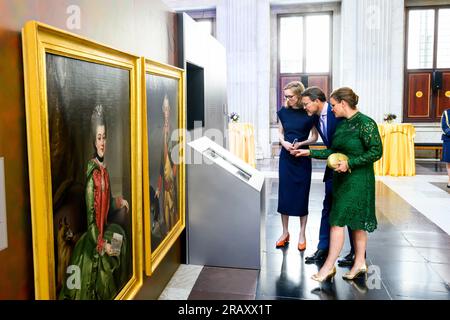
[188,136,264,191]
[186,137,265,269]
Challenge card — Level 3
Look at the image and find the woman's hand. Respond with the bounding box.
[121,199,129,212]
[292,149,310,157]
[334,160,349,173]
[291,141,302,150]
[281,140,293,151]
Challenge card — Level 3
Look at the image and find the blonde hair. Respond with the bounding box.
[330,87,359,109]
[283,81,305,108]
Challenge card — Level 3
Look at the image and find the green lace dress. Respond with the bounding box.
[310,112,382,232]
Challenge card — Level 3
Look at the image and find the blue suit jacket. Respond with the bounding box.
[315,102,342,181]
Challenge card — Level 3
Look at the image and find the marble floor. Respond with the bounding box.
[159,159,450,300]
[158,264,203,300]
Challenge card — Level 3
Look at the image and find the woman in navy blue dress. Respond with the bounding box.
[276,81,318,251]
[441,109,450,188]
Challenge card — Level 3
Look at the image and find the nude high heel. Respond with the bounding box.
[342,264,368,280]
[311,266,336,283]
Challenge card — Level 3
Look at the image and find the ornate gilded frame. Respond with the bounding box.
[22,21,143,299]
[142,58,185,275]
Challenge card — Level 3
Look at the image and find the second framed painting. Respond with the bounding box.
[142,59,186,275]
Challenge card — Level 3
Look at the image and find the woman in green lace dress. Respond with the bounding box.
[294,87,382,282]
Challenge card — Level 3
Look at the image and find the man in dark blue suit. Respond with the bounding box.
[296,86,355,266]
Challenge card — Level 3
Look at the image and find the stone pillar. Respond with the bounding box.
[217,0,271,159]
[340,0,404,123]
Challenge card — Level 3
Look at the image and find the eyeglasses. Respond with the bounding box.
[284,95,295,99]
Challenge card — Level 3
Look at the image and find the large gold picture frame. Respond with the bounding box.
[142,58,185,276]
[22,21,143,300]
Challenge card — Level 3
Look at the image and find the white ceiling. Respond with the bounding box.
[162,0,340,11]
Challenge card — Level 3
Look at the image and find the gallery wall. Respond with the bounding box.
[0,0,180,299]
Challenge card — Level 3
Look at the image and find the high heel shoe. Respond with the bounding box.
[276,233,290,248]
[311,266,336,283]
[298,241,306,251]
[342,264,368,280]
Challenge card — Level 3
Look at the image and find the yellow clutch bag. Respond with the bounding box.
[327,153,349,170]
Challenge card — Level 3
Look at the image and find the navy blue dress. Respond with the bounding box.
[277,107,317,216]
[441,109,450,163]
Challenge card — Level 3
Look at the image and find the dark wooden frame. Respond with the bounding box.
[403,5,450,122]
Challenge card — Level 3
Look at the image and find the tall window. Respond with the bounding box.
[278,13,332,109]
[404,6,450,122]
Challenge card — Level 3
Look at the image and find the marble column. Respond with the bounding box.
[340,0,404,123]
[217,0,271,159]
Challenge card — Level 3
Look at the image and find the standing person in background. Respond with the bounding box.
[441,108,450,188]
[276,81,318,251]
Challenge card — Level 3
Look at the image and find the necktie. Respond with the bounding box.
[321,114,328,144]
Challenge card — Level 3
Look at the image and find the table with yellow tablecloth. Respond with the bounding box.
[374,123,416,176]
[228,122,256,168]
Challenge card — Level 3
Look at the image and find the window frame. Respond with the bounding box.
[404,5,450,123]
[277,11,333,110]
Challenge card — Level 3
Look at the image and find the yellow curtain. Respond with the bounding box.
[228,122,256,168]
[374,123,416,176]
